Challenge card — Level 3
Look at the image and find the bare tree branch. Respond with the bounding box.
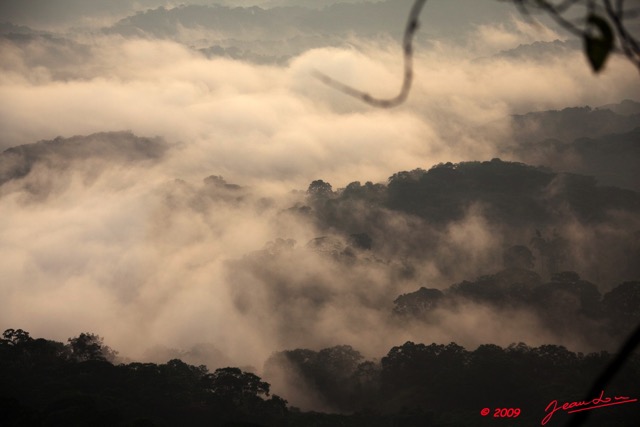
[604,0,640,67]
[313,0,427,108]
[517,0,640,69]
[315,0,638,110]
[565,323,640,427]
[314,4,640,427]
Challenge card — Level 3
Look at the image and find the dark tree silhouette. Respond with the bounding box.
[3,328,639,426]
[602,281,640,335]
[393,287,444,317]
[531,230,569,277]
[67,333,117,363]
[202,367,271,400]
[307,179,334,199]
[1,329,32,346]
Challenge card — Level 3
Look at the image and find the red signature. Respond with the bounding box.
[541,390,637,425]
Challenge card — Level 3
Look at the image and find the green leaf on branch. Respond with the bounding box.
[584,13,614,72]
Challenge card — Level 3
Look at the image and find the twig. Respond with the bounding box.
[315,0,638,109]
[313,0,427,108]
[565,323,640,427]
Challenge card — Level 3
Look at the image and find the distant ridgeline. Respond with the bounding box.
[2,328,639,426]
[2,137,639,425]
[392,271,640,349]
[305,158,640,226]
[505,101,640,192]
[292,158,640,285]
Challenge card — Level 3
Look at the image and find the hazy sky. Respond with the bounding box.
[0,1,515,30]
[1,1,639,401]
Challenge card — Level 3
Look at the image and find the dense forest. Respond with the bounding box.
[2,1,639,425]
[3,155,640,424]
[2,327,639,426]
[2,136,640,426]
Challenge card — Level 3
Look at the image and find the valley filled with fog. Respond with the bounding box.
[1,1,639,425]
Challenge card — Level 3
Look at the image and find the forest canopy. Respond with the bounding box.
[2,328,639,426]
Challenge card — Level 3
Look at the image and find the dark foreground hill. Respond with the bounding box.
[2,328,639,426]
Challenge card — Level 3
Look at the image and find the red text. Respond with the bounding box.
[541,390,637,425]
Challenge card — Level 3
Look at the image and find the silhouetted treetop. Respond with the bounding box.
[67,333,118,363]
[393,287,444,317]
[307,179,334,199]
[1,328,32,346]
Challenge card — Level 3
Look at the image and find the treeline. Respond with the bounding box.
[393,270,640,348]
[2,329,639,426]
[0,329,286,427]
[295,159,640,284]
[306,159,640,227]
[266,341,640,426]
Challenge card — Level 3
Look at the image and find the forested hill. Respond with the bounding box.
[1,136,639,426]
[503,101,640,191]
[289,159,640,286]
[2,328,639,426]
[306,159,639,225]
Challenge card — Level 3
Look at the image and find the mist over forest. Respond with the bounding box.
[1,1,639,426]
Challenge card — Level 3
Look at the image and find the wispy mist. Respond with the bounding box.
[1,1,638,393]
